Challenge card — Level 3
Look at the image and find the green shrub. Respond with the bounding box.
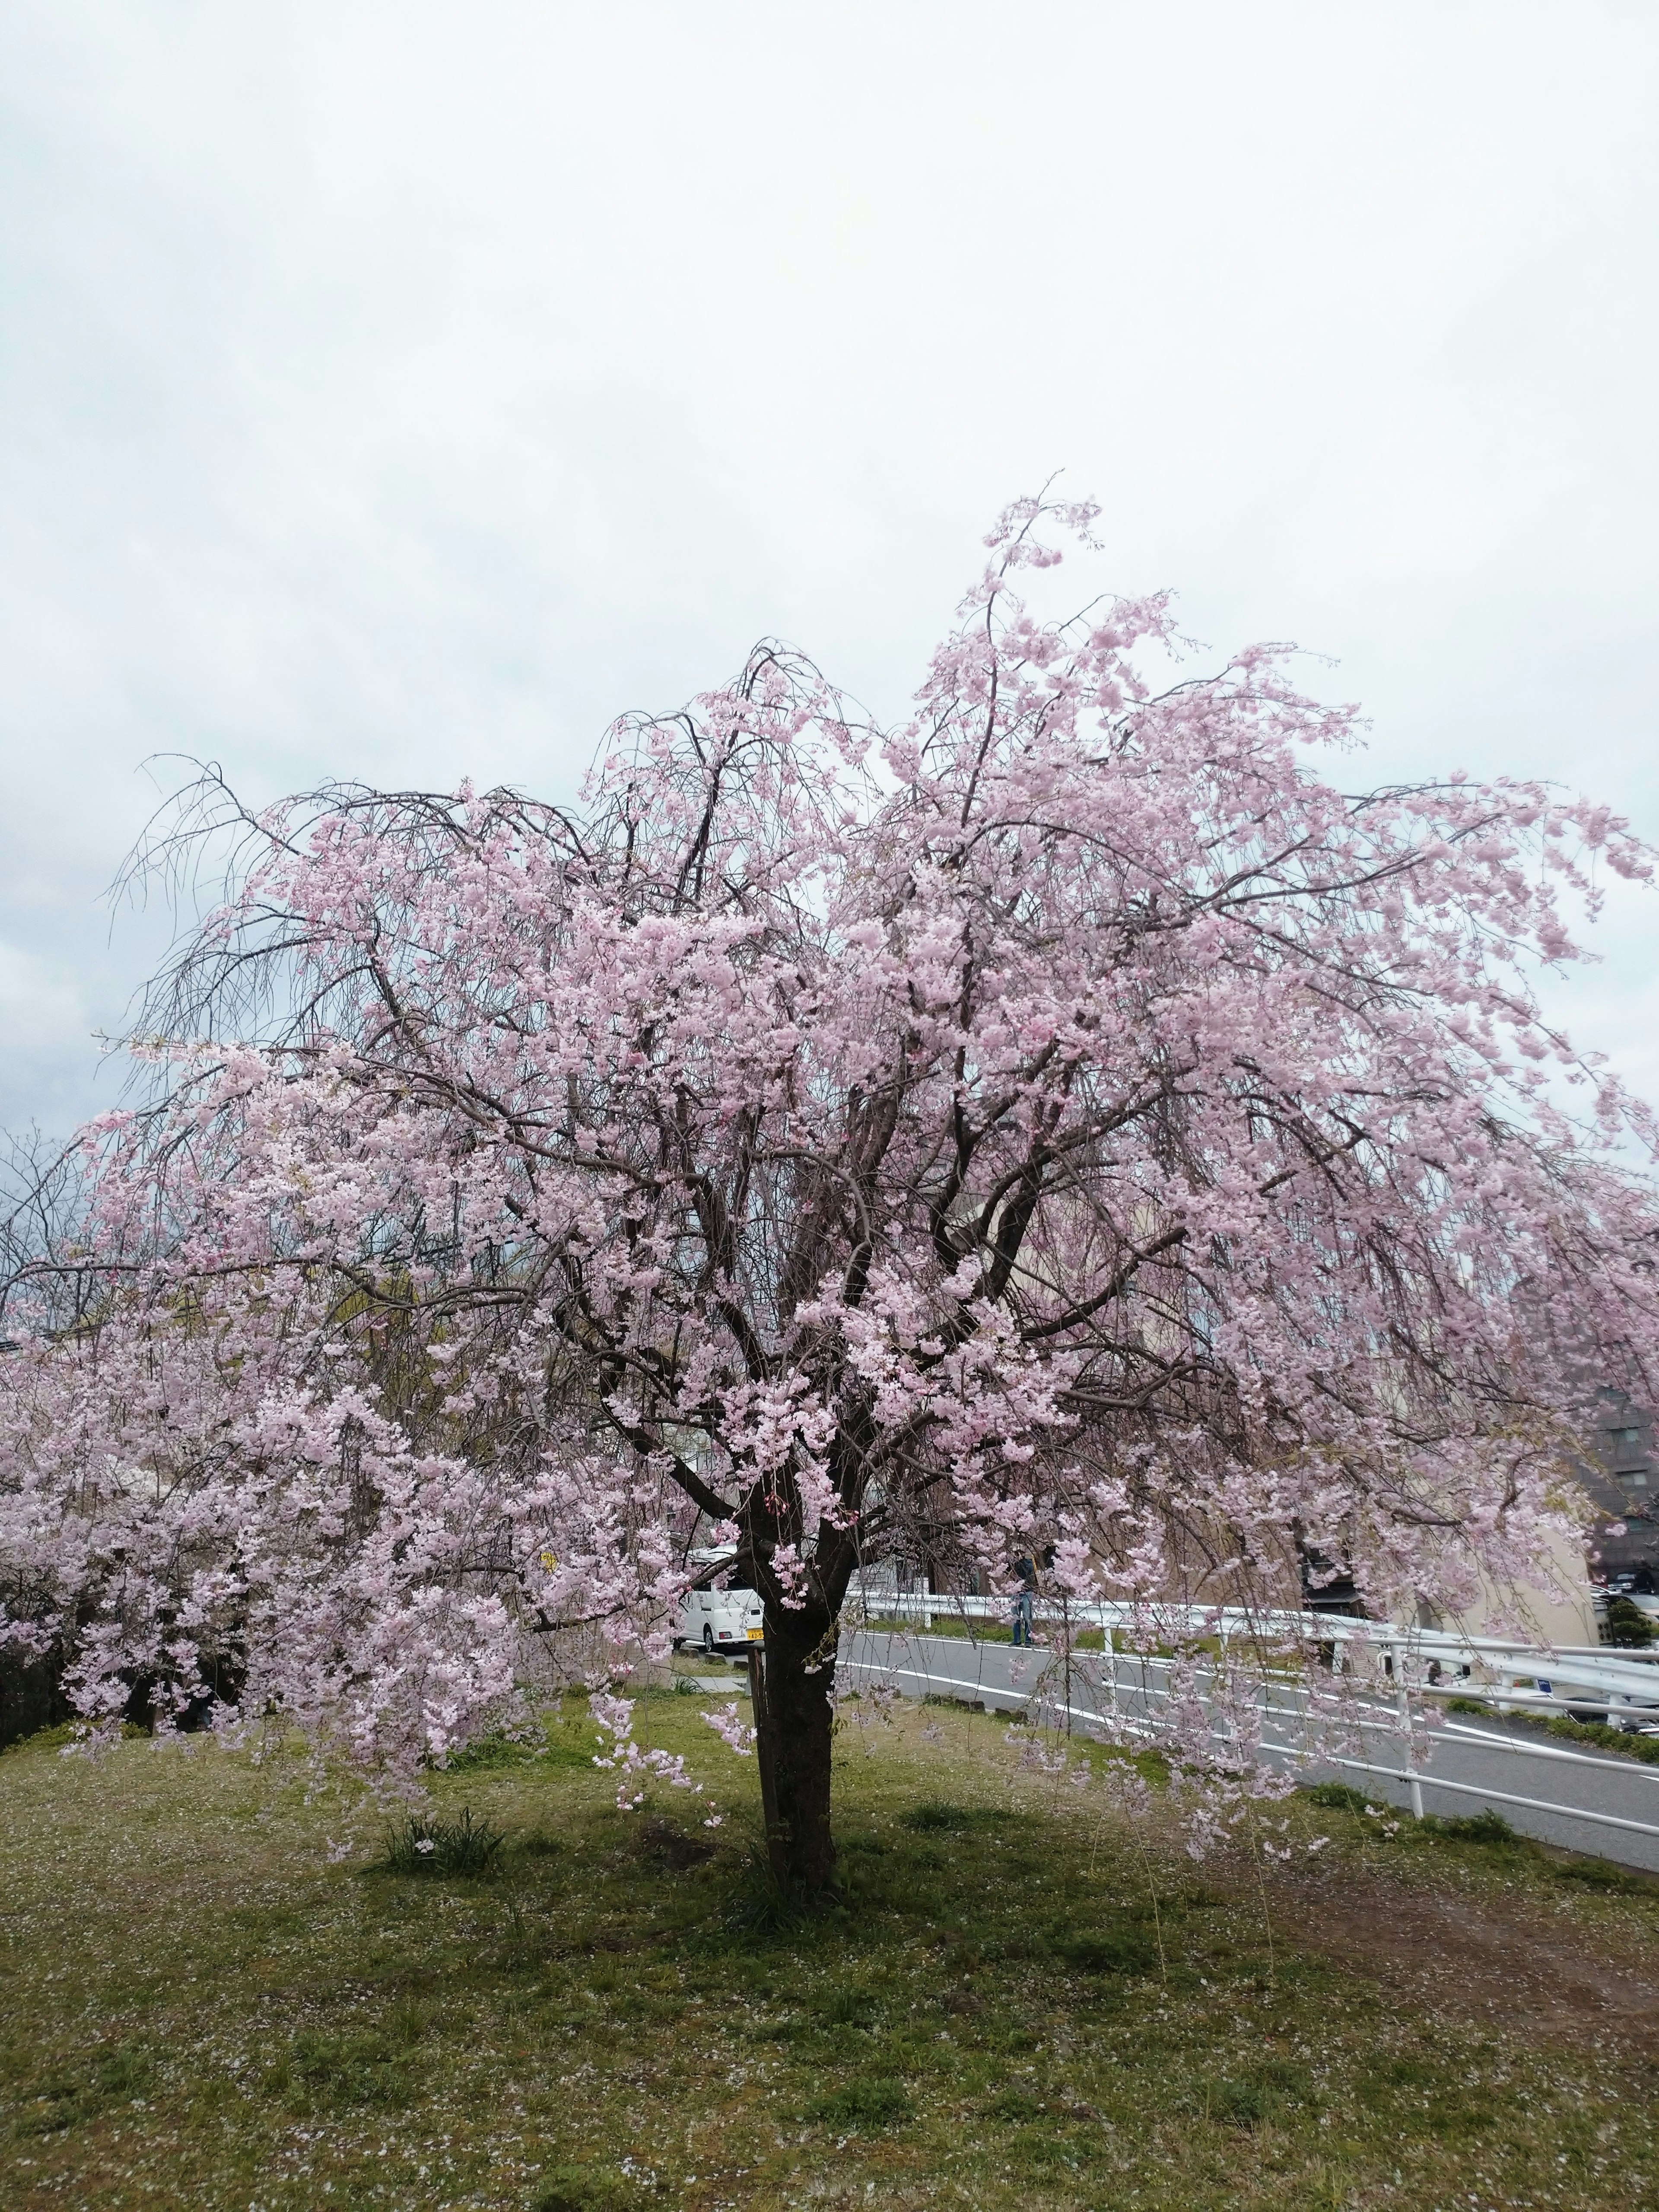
[1543,1714,1659,1765]
[440,1710,599,1770]
[2,1719,80,1756]
[1605,1596,1656,1648]
[1,1718,147,1757]
[538,1711,608,1769]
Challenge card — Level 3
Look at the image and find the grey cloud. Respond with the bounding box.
[0,0,1655,1137]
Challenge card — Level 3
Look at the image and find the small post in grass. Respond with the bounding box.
[1395,1641,1425,1819]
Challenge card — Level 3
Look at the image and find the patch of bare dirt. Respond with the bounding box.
[636,1813,718,1871]
[1267,1858,1659,2049]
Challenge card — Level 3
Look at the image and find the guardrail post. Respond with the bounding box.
[1394,1643,1425,1818]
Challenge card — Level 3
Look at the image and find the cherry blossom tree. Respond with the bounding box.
[4,491,1658,1891]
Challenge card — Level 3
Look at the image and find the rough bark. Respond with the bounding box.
[753,1617,838,1893]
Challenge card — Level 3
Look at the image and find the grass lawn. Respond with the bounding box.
[3,1686,1659,2210]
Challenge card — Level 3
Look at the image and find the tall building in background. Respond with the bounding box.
[1583,1389,1659,1589]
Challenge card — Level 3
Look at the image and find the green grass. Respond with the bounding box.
[2,1694,1658,2209]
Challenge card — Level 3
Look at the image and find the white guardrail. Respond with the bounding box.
[842,1586,1659,1714]
[834,1590,1659,1865]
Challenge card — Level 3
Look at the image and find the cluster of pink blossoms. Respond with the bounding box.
[0,491,1654,1846]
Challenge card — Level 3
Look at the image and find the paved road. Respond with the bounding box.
[838,1626,1659,1874]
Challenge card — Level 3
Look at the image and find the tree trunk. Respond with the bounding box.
[753,1621,838,1893]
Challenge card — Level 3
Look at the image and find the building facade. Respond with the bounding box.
[1582,1388,1659,1590]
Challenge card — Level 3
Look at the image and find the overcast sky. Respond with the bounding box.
[1,0,1656,1136]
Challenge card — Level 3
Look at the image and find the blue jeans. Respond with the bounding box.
[1011,1591,1034,1646]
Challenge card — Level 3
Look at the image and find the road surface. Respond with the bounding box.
[837,1625,1659,1873]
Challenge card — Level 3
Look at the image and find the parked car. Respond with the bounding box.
[674,1580,764,1656]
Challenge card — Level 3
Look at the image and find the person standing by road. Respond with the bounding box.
[1011,1554,1038,1647]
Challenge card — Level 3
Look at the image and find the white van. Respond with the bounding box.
[675,1581,765,1656]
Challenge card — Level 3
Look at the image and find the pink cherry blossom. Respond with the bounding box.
[3,489,1656,1890]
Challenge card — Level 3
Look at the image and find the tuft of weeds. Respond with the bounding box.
[1417,1808,1522,1848]
[1300,1781,1373,1814]
[263,2028,418,2115]
[1188,2059,1315,2129]
[712,1829,828,1940]
[808,2075,914,2129]
[532,2167,642,2211]
[897,1797,985,1832]
[812,1979,880,2028]
[380,1803,505,1878]
[10,2046,152,2139]
[1551,1856,1652,1894]
[1305,1789,1529,1853]
[985,2087,1043,2121]
[1058,1927,1161,1976]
